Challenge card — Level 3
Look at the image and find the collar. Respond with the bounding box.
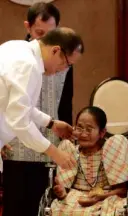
[28,39,45,74]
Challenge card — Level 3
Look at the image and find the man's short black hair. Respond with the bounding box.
[27,2,60,27]
[41,28,84,55]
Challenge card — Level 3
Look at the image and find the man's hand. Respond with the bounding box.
[45,144,76,170]
[1,144,12,159]
[51,120,73,139]
[53,177,67,199]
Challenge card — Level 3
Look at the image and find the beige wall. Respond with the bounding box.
[0,0,118,122]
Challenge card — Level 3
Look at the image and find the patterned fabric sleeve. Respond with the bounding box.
[57,140,78,189]
[102,134,128,185]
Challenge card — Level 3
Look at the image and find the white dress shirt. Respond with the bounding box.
[6,65,67,162]
[0,39,51,153]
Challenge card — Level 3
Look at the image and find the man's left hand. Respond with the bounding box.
[51,120,73,139]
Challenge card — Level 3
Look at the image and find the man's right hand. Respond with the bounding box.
[53,148,76,169]
[1,144,12,159]
[45,144,76,170]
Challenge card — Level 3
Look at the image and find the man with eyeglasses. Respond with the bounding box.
[0,27,84,216]
[2,3,74,216]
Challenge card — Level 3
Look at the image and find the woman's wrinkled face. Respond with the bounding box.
[75,112,104,149]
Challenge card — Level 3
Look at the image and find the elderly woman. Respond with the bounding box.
[51,106,128,215]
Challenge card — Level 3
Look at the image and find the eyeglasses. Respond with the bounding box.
[75,126,95,134]
[61,48,72,69]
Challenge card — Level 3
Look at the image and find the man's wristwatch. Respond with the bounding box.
[46,118,55,129]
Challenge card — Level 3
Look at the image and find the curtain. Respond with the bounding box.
[118,0,128,80]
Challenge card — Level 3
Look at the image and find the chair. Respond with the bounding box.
[90,77,128,138]
[90,77,128,214]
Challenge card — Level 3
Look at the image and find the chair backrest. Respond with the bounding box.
[90,77,128,137]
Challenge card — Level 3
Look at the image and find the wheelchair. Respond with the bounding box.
[39,77,128,216]
[38,163,56,216]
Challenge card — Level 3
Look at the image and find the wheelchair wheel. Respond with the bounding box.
[38,188,53,216]
[38,194,46,216]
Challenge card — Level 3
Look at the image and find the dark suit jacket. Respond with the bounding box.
[25,34,73,125]
[58,66,73,125]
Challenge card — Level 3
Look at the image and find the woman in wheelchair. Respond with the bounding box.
[51,106,128,215]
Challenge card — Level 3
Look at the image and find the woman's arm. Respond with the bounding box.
[53,177,67,200]
[78,182,127,207]
[91,182,127,202]
[53,140,78,199]
[105,182,127,198]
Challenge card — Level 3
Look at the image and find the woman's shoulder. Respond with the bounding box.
[103,134,128,160]
[102,135,128,185]
[104,135,128,147]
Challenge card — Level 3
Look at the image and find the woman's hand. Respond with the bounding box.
[78,196,98,207]
[78,194,105,207]
[53,177,67,199]
[89,194,105,202]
